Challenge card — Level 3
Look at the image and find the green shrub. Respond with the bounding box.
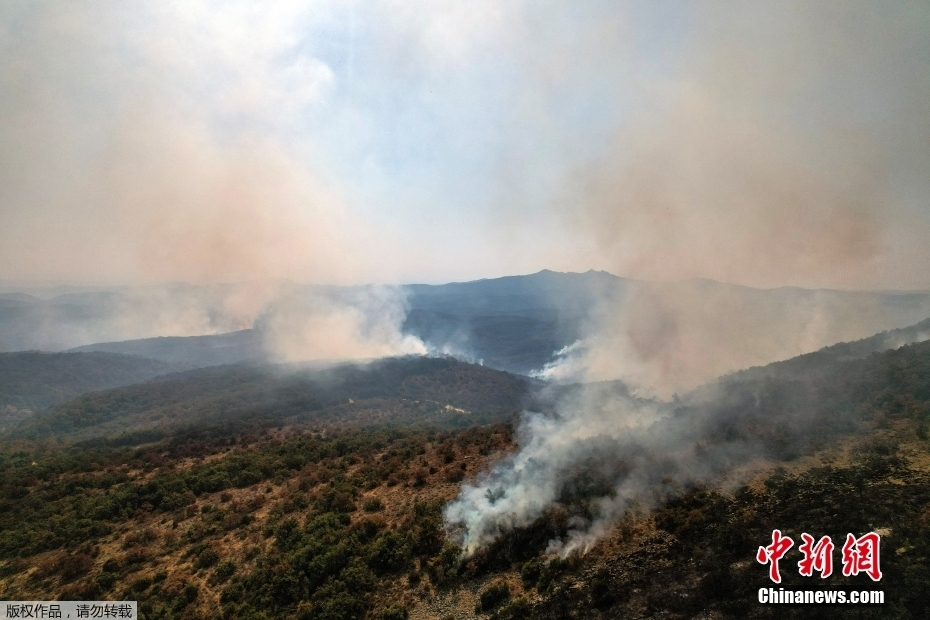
[368,532,410,573]
[195,547,219,569]
[520,558,542,588]
[377,603,409,620]
[307,581,367,620]
[129,577,151,594]
[95,572,118,591]
[476,580,510,612]
[491,596,530,620]
[275,518,301,551]
[426,543,461,585]
[212,559,236,583]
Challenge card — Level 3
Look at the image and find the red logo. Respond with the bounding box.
[841,532,882,582]
[798,534,834,578]
[758,531,882,582]
[757,529,794,583]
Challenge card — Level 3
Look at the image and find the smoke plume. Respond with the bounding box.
[545,1,930,291]
[447,282,930,555]
[4,3,930,288]
[0,281,426,364]
[445,384,669,556]
[444,335,885,557]
[532,279,930,398]
[259,285,427,363]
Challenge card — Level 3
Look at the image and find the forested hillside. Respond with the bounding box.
[728,317,930,383]
[0,338,929,618]
[9,357,534,442]
[68,330,267,369]
[0,351,175,413]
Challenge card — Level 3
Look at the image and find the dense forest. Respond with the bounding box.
[1,337,929,618]
[0,351,175,417]
[6,357,532,441]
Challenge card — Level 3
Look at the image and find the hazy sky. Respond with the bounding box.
[2,1,929,289]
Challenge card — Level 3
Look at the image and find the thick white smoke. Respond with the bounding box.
[531,280,930,398]
[444,382,748,557]
[444,289,930,557]
[0,281,427,365]
[260,284,428,363]
[444,386,663,556]
[443,376,772,557]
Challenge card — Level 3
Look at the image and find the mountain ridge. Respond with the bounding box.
[4,270,930,383]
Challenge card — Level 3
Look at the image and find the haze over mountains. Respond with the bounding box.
[68,331,266,369]
[2,306,929,567]
[3,273,930,618]
[3,270,930,395]
[3,3,930,616]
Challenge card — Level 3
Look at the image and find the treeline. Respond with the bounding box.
[0,351,174,411]
[11,356,531,441]
[676,339,930,461]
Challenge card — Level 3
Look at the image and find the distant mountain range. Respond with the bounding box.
[2,271,930,379]
[67,329,265,368]
[4,314,929,450]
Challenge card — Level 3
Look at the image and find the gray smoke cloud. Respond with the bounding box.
[447,286,930,556]
[489,1,930,291]
[0,281,426,363]
[0,1,391,287]
[3,2,930,288]
[258,284,427,362]
[445,384,668,556]
[444,378,779,557]
[533,280,930,398]
[444,313,927,557]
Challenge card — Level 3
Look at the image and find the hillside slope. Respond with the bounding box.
[0,351,175,414]
[68,330,267,369]
[10,357,535,442]
[1,337,929,618]
[727,316,930,383]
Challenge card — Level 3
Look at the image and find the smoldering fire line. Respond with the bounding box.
[444,384,716,557]
[443,334,923,557]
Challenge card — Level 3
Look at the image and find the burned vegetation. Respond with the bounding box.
[0,423,515,619]
[0,339,929,619]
